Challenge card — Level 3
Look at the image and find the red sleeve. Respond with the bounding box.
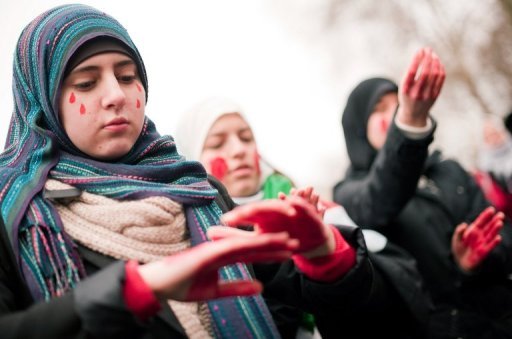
[292,225,356,282]
[123,260,162,321]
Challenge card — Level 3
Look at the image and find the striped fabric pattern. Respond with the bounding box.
[0,4,279,338]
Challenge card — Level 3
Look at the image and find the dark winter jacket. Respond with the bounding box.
[334,77,512,338]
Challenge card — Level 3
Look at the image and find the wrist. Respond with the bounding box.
[123,260,161,321]
[299,223,336,259]
[396,107,429,128]
[292,225,356,282]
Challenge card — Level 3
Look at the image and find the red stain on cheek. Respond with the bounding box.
[69,92,76,104]
[254,150,261,175]
[210,157,228,180]
[380,118,388,132]
[136,83,142,92]
[136,99,141,109]
[80,104,86,115]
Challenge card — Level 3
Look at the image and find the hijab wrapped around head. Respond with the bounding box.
[174,96,245,161]
[174,97,275,192]
[0,5,279,337]
[342,77,398,172]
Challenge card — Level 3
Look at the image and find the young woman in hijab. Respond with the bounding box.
[174,97,294,205]
[175,97,433,339]
[333,48,512,338]
[0,4,408,339]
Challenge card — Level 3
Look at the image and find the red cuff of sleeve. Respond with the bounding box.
[123,260,161,321]
[292,225,357,282]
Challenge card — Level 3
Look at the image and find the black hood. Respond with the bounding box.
[342,77,398,171]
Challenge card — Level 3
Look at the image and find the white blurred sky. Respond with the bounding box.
[0,0,353,198]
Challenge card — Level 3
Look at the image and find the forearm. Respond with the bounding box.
[0,294,82,339]
[74,261,149,339]
[334,121,433,228]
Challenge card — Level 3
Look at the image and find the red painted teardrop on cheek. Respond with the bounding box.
[380,118,388,132]
[254,150,261,175]
[136,83,142,92]
[136,99,141,109]
[80,104,86,115]
[69,92,76,104]
[210,157,228,180]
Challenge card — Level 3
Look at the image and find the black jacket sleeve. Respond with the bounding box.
[333,120,434,229]
[0,258,150,339]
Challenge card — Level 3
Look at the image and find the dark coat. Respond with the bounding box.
[0,176,428,339]
[334,78,512,338]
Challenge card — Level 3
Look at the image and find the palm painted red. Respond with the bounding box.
[397,47,446,127]
[221,197,334,257]
[451,206,504,272]
[138,232,297,301]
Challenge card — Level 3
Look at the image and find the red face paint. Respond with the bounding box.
[254,149,261,176]
[210,157,228,180]
[69,92,76,104]
[380,118,388,133]
[136,83,142,92]
[136,99,141,109]
[80,104,86,115]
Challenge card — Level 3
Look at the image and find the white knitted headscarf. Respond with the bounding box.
[174,97,273,186]
[174,97,245,162]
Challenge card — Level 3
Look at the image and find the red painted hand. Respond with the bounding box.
[451,207,503,272]
[397,47,446,127]
[221,197,335,258]
[279,187,327,220]
[137,232,297,302]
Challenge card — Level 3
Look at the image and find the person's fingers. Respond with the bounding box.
[472,206,496,229]
[432,55,446,98]
[200,232,298,270]
[224,250,295,267]
[303,187,313,200]
[278,192,287,200]
[210,232,299,268]
[463,224,479,247]
[401,48,426,94]
[318,205,327,217]
[222,200,295,228]
[483,218,503,244]
[482,235,502,254]
[424,54,440,99]
[207,226,257,240]
[215,280,263,298]
[413,48,433,100]
[311,193,319,209]
[454,223,467,240]
[454,223,468,248]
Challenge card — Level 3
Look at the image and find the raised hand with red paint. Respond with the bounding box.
[451,206,504,273]
[397,47,446,128]
[137,232,298,302]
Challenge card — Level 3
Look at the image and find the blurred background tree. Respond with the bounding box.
[266,0,512,171]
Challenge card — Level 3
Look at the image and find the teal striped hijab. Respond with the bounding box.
[0,4,279,338]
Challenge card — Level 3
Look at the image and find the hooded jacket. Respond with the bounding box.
[334,78,512,338]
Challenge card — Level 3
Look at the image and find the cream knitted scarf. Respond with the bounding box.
[46,179,212,338]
